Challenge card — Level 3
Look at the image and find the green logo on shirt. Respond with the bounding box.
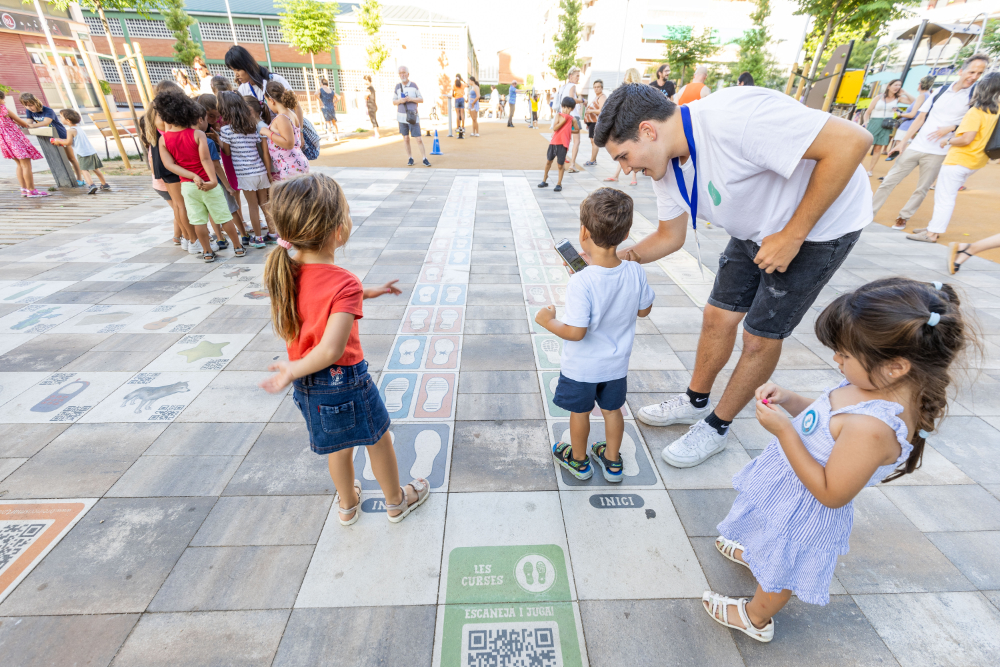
[708,181,722,206]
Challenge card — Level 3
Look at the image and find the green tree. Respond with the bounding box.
[277,0,340,90]
[661,26,720,85]
[957,19,1000,61]
[359,0,390,73]
[162,0,203,67]
[729,0,781,88]
[548,0,583,80]
[795,0,917,96]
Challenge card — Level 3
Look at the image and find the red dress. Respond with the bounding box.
[0,109,43,160]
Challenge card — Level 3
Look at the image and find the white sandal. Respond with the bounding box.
[715,536,750,570]
[702,591,774,643]
[385,478,429,523]
[335,479,363,526]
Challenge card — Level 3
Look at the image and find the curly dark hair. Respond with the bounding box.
[154,91,203,128]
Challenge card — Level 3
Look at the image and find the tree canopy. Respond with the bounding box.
[277,0,340,57]
[661,26,720,85]
[729,0,782,88]
[162,0,203,67]
[548,0,583,81]
[358,0,390,72]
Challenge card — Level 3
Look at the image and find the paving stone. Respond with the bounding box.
[466,284,527,305]
[881,485,1000,531]
[191,495,333,546]
[927,416,1000,484]
[579,599,744,667]
[144,422,265,456]
[0,457,27,481]
[0,614,138,667]
[0,497,214,615]
[149,545,313,611]
[0,333,110,371]
[643,422,752,490]
[668,489,739,536]
[107,455,243,497]
[458,370,539,393]
[456,393,545,420]
[854,592,1000,667]
[926,531,1000,589]
[273,606,437,667]
[628,335,687,370]
[450,421,556,492]
[175,371,286,422]
[223,422,335,496]
[110,610,289,667]
[0,423,68,457]
[460,334,536,370]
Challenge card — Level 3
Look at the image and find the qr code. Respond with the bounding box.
[170,324,194,333]
[209,297,228,305]
[86,305,111,312]
[128,373,161,385]
[200,359,229,370]
[462,622,562,667]
[151,305,174,313]
[190,282,208,289]
[40,373,76,386]
[28,324,56,334]
[0,521,54,574]
[179,335,205,345]
[149,405,185,421]
[98,324,126,334]
[50,406,92,422]
[20,296,40,303]
[10,280,34,288]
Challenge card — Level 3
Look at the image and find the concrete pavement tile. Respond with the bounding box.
[881,485,1000,531]
[106,455,243,497]
[624,370,692,392]
[0,497,214,615]
[191,496,333,547]
[0,423,165,498]
[273,606,436,667]
[467,284,527,305]
[836,488,974,594]
[0,614,138,667]
[854,592,1000,667]
[690,536,759,598]
[563,489,707,599]
[768,369,844,392]
[223,422,335,496]
[926,416,1000,484]
[270,394,302,422]
[175,371,286,422]
[0,423,68,457]
[456,393,545,420]
[460,334,536,370]
[144,422,265,456]
[880,444,975,486]
[358,334,394,370]
[100,281,187,305]
[458,371,539,393]
[579,599,744,667]
[465,305,526,319]
[61,349,165,372]
[189,317,270,334]
[450,421,556,492]
[926,531,1000,589]
[0,457,27,481]
[463,318,529,333]
[729,418,773,450]
[109,610,289,667]
[149,545,313,611]
[668,489,739,536]
[628,335,686,370]
[642,423,751,490]
[647,307,704,334]
[0,333,111,371]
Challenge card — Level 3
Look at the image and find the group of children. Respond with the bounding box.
[142,76,310,261]
[0,91,109,197]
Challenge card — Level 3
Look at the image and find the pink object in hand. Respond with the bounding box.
[762,399,769,405]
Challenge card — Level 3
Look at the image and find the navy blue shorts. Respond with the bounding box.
[292,360,390,455]
[454,97,465,109]
[553,373,627,414]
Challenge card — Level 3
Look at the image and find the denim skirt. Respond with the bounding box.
[292,360,390,455]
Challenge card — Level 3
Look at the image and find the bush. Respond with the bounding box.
[99,80,113,95]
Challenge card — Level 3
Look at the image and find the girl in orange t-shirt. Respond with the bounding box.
[260,174,430,526]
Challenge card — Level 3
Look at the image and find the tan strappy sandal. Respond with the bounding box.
[702,591,774,642]
[385,478,429,523]
[715,536,750,570]
[335,479,363,526]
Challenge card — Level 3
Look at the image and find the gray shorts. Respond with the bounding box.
[398,121,421,137]
[708,231,861,339]
[221,185,239,214]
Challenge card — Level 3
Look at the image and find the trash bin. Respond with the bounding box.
[28,127,79,189]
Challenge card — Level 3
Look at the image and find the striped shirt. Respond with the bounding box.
[220,125,267,177]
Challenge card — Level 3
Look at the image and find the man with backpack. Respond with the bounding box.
[394,65,432,167]
[872,54,987,231]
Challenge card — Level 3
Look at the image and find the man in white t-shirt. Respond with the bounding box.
[393,65,431,167]
[593,83,872,468]
[872,54,987,231]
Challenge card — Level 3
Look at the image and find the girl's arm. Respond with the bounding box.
[259,136,274,177]
[158,135,202,185]
[262,115,294,149]
[756,402,901,508]
[213,160,234,194]
[7,109,32,128]
[363,280,401,299]
[755,382,812,416]
[534,306,586,342]
[944,130,978,148]
[553,115,567,131]
[218,132,232,156]
[27,115,53,129]
[195,131,217,189]
[260,312,355,393]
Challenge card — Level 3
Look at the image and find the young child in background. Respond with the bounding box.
[0,89,47,197]
[199,93,245,238]
[51,109,109,195]
[219,91,273,249]
[19,93,75,183]
[703,278,970,643]
[530,93,539,128]
[210,76,232,97]
[262,81,309,182]
[155,91,246,260]
[259,174,428,526]
[536,188,654,482]
[145,81,193,249]
[538,97,575,193]
[196,108,238,250]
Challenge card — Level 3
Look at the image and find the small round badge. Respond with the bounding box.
[801,409,818,435]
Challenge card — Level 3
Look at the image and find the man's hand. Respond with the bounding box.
[927,125,956,142]
[753,230,803,274]
[534,305,556,326]
[617,247,642,263]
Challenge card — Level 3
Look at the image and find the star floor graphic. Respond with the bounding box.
[0,168,999,666]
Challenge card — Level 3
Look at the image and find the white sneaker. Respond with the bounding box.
[637,393,712,427]
[180,238,189,251]
[662,420,728,468]
[209,239,219,253]
[188,239,203,255]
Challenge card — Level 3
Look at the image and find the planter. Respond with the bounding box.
[3,96,16,114]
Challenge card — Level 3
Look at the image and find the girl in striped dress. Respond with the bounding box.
[703,278,971,643]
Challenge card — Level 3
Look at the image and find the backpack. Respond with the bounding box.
[300,117,320,160]
[986,114,1000,159]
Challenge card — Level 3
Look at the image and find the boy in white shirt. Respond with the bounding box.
[535,188,655,481]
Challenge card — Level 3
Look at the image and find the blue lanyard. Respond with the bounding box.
[670,105,698,230]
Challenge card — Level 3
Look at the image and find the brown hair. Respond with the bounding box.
[815,277,973,481]
[210,75,232,94]
[264,174,352,341]
[243,94,272,124]
[143,80,185,147]
[59,108,81,124]
[219,91,257,135]
[265,80,298,110]
[579,187,633,248]
[197,93,218,112]
[19,92,40,107]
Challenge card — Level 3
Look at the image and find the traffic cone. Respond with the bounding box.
[431,130,443,155]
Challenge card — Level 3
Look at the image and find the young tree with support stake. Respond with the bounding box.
[163,0,204,67]
[549,0,583,81]
[730,0,783,89]
[359,0,390,74]
[277,0,340,96]
[661,26,719,85]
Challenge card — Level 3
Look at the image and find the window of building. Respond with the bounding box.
[100,58,135,84]
[123,18,174,40]
[265,24,285,44]
[198,22,264,43]
[83,15,124,37]
[421,31,460,50]
[337,68,396,94]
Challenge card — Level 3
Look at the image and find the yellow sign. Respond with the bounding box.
[836,71,864,104]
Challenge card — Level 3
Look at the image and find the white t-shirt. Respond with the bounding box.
[239,72,292,104]
[908,84,974,156]
[394,81,421,123]
[651,87,872,243]
[560,261,655,383]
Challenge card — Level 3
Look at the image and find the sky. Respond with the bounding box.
[397,0,543,59]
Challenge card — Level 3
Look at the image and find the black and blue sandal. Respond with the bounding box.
[552,441,593,480]
[590,441,624,482]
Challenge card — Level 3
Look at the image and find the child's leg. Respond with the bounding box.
[542,159,552,182]
[600,408,624,462]
[93,168,107,186]
[221,218,245,250]
[64,146,81,180]
[79,169,94,186]
[706,585,791,630]
[366,430,422,517]
[556,162,565,186]
[258,187,275,230]
[165,182,194,240]
[327,448,360,516]
[243,189,263,236]
[569,411,591,462]
[16,159,32,190]
[192,222,213,255]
